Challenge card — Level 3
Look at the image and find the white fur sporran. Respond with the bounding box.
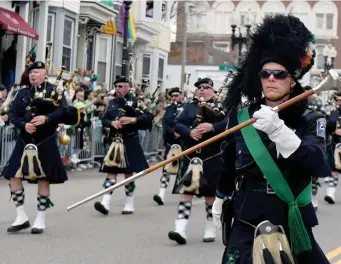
[164,144,182,175]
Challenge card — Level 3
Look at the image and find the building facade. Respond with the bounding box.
[131,0,172,93]
[167,0,341,95]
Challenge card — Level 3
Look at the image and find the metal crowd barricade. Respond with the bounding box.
[144,124,165,162]
[0,125,17,173]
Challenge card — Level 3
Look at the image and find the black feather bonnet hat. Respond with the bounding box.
[226,14,316,109]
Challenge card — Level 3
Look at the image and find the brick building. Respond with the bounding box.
[166,0,341,91]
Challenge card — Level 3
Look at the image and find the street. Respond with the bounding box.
[0,169,340,264]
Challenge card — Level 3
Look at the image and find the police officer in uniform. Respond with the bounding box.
[325,92,341,204]
[153,87,183,205]
[1,61,79,234]
[168,78,228,245]
[212,15,330,263]
[94,77,153,215]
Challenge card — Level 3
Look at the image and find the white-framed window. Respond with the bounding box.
[146,0,154,18]
[142,54,151,79]
[315,13,334,31]
[158,57,164,81]
[62,17,74,71]
[315,45,326,70]
[97,38,108,84]
[28,8,39,52]
[115,41,123,78]
[161,0,167,22]
[213,41,230,53]
[46,13,55,61]
[240,12,257,26]
[214,12,231,34]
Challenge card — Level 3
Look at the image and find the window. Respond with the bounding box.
[213,41,230,53]
[97,38,108,84]
[62,18,74,71]
[158,58,164,80]
[115,41,123,77]
[214,12,230,34]
[326,14,334,30]
[161,0,167,22]
[46,13,55,62]
[315,13,334,31]
[146,0,154,18]
[315,45,326,70]
[142,54,151,78]
[208,54,213,64]
[240,12,257,26]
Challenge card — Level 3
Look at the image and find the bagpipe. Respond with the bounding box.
[103,95,139,169]
[15,67,80,182]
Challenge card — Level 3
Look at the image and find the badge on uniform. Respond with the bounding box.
[316,118,326,138]
[127,101,133,106]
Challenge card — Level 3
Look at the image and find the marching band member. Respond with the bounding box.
[153,87,183,205]
[168,78,228,245]
[1,61,79,234]
[94,77,153,215]
[325,92,341,204]
[213,14,330,263]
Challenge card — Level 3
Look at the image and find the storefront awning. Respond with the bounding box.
[0,7,39,40]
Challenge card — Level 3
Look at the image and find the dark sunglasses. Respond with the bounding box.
[336,99,341,102]
[115,85,125,88]
[259,69,291,80]
[198,85,212,90]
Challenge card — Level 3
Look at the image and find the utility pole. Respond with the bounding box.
[180,1,188,91]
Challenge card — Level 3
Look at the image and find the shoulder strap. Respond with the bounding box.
[237,107,312,255]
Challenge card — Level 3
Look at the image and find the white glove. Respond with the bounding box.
[212,197,224,228]
[253,105,301,158]
[253,105,284,135]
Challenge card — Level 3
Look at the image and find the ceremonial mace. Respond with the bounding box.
[67,70,341,211]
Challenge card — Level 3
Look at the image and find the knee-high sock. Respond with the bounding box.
[11,189,28,225]
[160,172,170,189]
[329,174,339,187]
[177,201,192,220]
[33,194,54,229]
[125,181,136,197]
[312,179,320,196]
[205,203,213,220]
[101,178,117,210]
[103,178,117,195]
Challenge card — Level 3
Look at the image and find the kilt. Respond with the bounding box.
[1,135,68,184]
[172,152,222,197]
[221,220,330,264]
[100,135,149,174]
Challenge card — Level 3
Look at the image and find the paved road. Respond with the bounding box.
[0,169,340,264]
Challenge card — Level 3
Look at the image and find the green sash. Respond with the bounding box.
[237,107,312,255]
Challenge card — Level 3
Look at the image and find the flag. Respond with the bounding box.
[100,17,117,36]
[121,4,137,40]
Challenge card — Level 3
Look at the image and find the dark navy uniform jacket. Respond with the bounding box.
[162,102,183,147]
[2,82,72,184]
[9,83,68,142]
[101,93,153,137]
[217,99,329,228]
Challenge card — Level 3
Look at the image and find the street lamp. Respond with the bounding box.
[121,1,133,79]
[322,44,337,74]
[230,11,252,65]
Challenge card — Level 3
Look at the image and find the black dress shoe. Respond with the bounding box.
[94,202,109,215]
[153,195,164,205]
[31,228,44,234]
[168,231,186,245]
[7,221,31,233]
[121,210,133,215]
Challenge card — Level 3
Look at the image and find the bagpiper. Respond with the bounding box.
[212,14,330,263]
[1,61,79,234]
[153,87,183,205]
[94,77,153,215]
[168,78,228,245]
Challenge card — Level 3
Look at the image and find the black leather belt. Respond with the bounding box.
[239,178,276,195]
